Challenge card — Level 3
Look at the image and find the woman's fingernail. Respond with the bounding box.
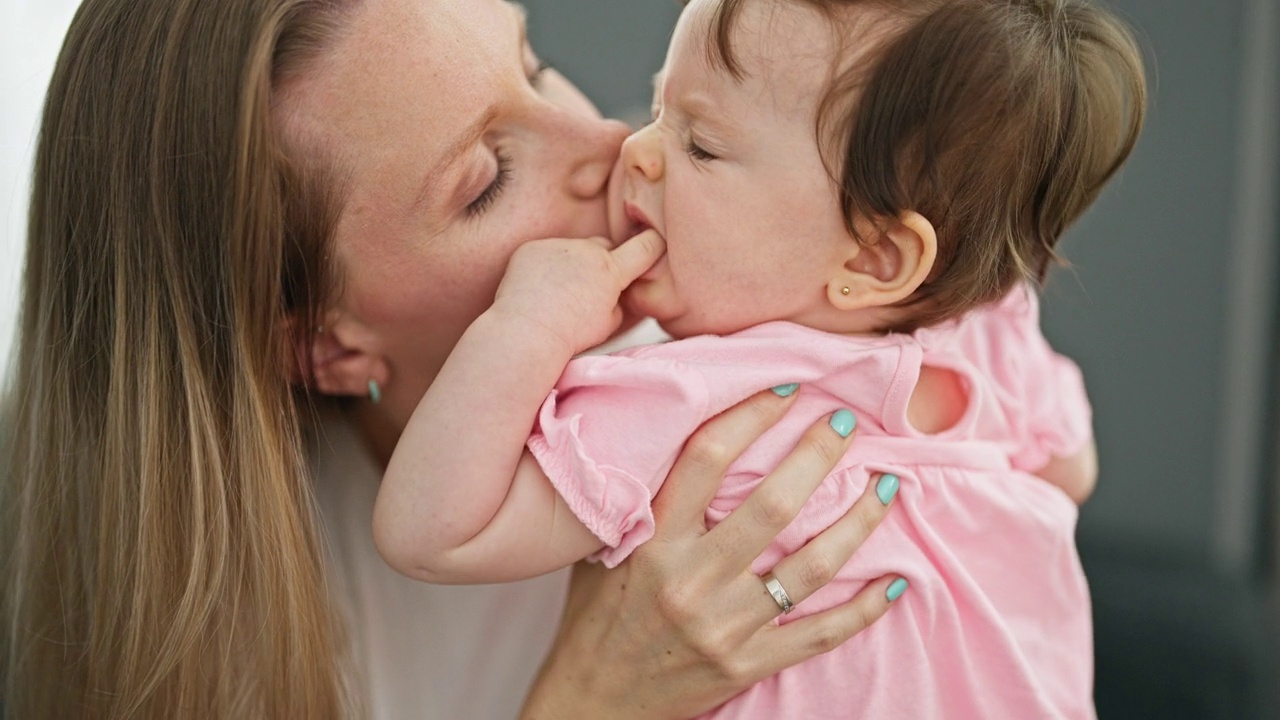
[829,409,856,438]
[886,577,909,602]
[876,474,900,506]
[772,383,800,397]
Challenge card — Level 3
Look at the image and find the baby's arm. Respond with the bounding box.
[958,287,1097,505]
[373,232,665,584]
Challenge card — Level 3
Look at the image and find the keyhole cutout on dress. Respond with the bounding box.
[907,365,969,435]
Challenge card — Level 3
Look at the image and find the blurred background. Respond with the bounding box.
[4,0,1278,717]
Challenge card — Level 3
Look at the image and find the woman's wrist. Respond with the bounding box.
[520,641,648,720]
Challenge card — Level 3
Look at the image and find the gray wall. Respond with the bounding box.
[1055,0,1278,578]
[529,0,1280,716]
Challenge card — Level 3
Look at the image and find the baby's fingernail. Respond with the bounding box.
[772,383,800,397]
[886,577,909,602]
[829,409,856,438]
[876,474,900,506]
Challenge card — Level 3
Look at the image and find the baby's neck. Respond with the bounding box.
[764,304,926,339]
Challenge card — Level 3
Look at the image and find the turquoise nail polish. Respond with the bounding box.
[772,383,800,397]
[886,577,909,602]
[829,409,856,438]
[876,474,900,506]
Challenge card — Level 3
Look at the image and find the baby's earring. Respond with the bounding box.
[368,379,382,404]
[841,286,851,296]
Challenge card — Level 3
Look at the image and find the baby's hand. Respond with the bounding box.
[492,230,665,355]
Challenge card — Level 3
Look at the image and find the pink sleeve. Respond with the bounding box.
[970,288,1094,472]
[526,354,711,568]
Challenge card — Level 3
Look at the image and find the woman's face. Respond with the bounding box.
[283,0,628,430]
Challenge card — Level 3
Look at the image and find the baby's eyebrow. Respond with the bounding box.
[682,94,740,138]
[651,69,666,93]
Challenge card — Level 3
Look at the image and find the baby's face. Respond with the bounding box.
[608,0,864,339]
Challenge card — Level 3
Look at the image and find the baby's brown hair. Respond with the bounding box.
[704,0,1147,329]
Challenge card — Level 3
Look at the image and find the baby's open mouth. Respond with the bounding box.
[623,201,654,239]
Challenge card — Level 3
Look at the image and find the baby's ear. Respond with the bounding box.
[825,211,937,310]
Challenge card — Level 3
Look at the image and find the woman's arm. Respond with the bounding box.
[521,390,904,719]
[374,232,665,581]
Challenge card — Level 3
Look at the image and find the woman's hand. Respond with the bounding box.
[521,388,902,719]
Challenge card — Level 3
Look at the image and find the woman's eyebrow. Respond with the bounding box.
[411,2,527,214]
[412,106,499,213]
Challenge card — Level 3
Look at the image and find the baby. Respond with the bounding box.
[375,0,1145,717]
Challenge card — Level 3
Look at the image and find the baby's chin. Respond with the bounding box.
[621,293,694,340]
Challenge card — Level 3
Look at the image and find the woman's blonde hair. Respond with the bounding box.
[2,0,359,715]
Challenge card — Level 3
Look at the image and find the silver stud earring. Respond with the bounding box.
[368,379,382,404]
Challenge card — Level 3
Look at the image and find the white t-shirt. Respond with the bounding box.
[311,411,569,719]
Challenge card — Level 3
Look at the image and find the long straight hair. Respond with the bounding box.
[2,0,358,715]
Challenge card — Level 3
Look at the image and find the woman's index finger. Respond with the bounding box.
[650,387,798,538]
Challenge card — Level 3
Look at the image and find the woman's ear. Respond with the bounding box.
[826,211,937,310]
[284,309,390,399]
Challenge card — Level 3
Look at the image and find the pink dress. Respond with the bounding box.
[528,288,1095,719]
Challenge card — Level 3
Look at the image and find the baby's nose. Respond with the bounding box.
[622,124,665,181]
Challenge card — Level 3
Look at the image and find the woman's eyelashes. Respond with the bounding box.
[463,59,551,219]
[466,150,512,218]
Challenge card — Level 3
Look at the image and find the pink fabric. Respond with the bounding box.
[528,286,1095,719]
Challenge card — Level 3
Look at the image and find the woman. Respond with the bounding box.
[0,0,900,716]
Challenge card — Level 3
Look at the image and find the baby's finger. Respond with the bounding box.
[735,574,907,685]
[761,473,898,610]
[651,388,799,537]
[703,410,857,574]
[609,228,666,284]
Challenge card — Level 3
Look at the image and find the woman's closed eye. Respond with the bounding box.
[467,150,512,217]
[466,56,553,218]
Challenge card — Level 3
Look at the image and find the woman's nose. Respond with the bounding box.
[568,118,631,199]
[622,123,664,182]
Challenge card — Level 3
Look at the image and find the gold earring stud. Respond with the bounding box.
[841,286,851,296]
